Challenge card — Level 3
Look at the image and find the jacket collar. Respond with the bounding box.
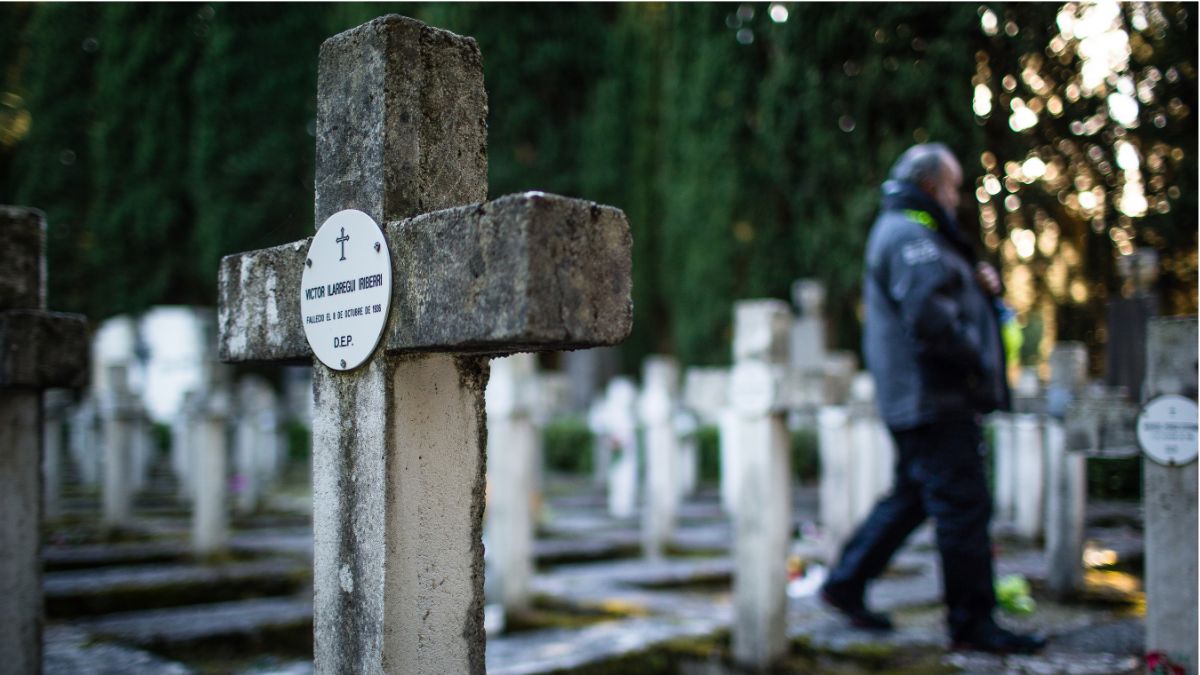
[880,179,976,263]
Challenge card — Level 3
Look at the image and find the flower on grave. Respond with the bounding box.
[995,573,1036,615]
[1145,651,1186,675]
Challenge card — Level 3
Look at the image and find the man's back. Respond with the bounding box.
[862,182,1007,430]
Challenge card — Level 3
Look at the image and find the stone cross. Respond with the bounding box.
[728,299,792,669]
[483,352,539,618]
[42,389,73,521]
[101,364,139,532]
[585,396,612,487]
[1142,317,1197,673]
[989,366,1041,531]
[171,389,201,502]
[817,404,854,557]
[0,206,89,675]
[598,376,640,519]
[845,374,895,525]
[193,363,232,557]
[234,375,282,515]
[216,16,630,674]
[639,354,681,560]
[1043,342,1088,597]
[1012,410,1046,540]
[68,394,101,488]
[789,278,827,378]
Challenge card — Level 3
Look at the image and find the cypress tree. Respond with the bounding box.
[88,4,205,319]
[190,5,324,288]
[9,4,99,313]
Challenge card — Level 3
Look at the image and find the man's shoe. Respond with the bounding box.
[951,623,1047,654]
[819,587,894,631]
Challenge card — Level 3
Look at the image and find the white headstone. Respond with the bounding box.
[234,376,280,514]
[1142,318,1198,674]
[586,397,612,488]
[68,396,101,488]
[101,365,138,531]
[171,390,201,502]
[1044,343,1088,597]
[484,353,539,616]
[640,355,680,560]
[789,279,827,373]
[42,390,72,521]
[729,300,792,670]
[817,406,854,559]
[989,411,1016,526]
[603,377,640,519]
[1012,413,1045,540]
[193,364,231,556]
[683,367,735,511]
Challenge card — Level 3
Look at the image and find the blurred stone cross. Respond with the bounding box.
[217,15,631,675]
[1,206,89,675]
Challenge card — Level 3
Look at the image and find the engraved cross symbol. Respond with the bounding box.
[336,227,350,261]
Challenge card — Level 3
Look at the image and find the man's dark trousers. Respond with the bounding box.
[824,417,997,638]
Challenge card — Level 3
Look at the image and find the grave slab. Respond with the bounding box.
[44,558,308,618]
[43,625,191,675]
[75,595,313,651]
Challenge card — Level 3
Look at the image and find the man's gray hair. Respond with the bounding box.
[888,143,956,187]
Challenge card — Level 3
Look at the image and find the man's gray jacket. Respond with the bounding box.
[863,180,1009,431]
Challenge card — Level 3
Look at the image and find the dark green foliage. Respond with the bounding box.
[189,5,324,291]
[86,5,206,318]
[542,417,594,475]
[791,428,820,483]
[419,3,612,200]
[0,2,1191,367]
[8,5,98,312]
[579,3,988,367]
[1087,456,1141,501]
[285,420,311,462]
[151,422,171,459]
[978,3,1197,346]
[0,3,33,201]
[691,424,818,484]
[695,425,721,483]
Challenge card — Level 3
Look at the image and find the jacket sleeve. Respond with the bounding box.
[881,231,985,375]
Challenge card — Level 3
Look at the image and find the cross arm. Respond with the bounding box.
[0,310,89,389]
[218,192,632,363]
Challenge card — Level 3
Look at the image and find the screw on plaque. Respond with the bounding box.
[306,258,312,267]
[375,242,381,252]
[340,359,347,369]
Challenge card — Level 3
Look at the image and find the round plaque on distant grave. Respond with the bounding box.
[300,210,392,371]
[1136,394,1198,467]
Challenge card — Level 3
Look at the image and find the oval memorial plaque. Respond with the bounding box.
[1136,394,1199,467]
[300,210,392,371]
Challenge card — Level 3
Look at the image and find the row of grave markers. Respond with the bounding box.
[2,14,1196,675]
[26,264,1195,674]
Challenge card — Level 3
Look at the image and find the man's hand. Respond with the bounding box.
[974,262,1002,297]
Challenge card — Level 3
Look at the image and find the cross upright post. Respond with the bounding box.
[217,15,631,674]
[0,206,89,675]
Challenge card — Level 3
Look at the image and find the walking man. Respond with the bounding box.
[820,143,1045,654]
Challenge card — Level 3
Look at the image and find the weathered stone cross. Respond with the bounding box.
[1,206,89,675]
[217,15,631,674]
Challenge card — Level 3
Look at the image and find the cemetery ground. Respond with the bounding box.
[41,449,1146,675]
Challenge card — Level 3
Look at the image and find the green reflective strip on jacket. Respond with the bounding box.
[904,209,937,230]
[1002,317,1023,367]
